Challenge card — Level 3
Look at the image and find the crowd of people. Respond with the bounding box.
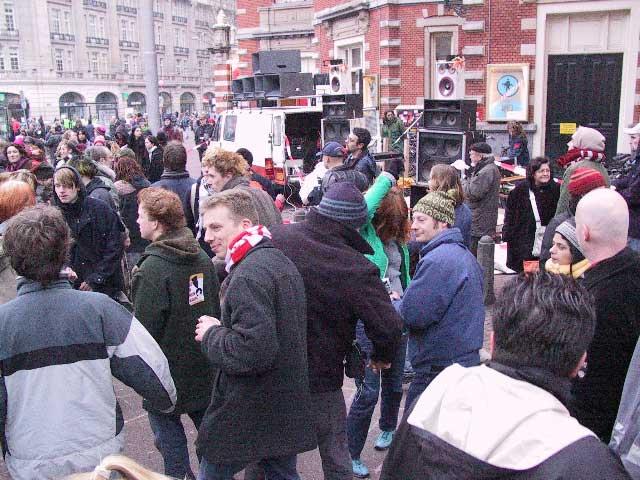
[0,111,639,480]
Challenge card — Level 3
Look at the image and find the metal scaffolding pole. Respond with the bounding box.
[141,0,160,133]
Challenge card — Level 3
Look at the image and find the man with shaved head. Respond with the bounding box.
[572,188,640,442]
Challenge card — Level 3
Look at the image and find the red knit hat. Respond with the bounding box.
[568,168,606,197]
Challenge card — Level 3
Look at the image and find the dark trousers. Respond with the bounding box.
[147,409,206,480]
[404,369,443,412]
[310,390,352,480]
[346,333,407,459]
[197,455,300,480]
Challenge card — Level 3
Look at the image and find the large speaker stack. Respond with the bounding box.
[232,50,315,101]
[321,93,363,145]
[415,99,477,183]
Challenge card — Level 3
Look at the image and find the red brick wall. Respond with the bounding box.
[236,0,273,77]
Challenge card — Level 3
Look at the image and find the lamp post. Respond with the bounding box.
[208,10,232,112]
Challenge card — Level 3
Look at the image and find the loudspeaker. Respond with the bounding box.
[314,73,330,86]
[322,94,363,119]
[416,129,471,182]
[242,77,255,99]
[328,65,353,95]
[423,99,477,132]
[434,61,464,100]
[322,118,350,145]
[231,79,244,100]
[254,73,314,98]
[252,50,302,74]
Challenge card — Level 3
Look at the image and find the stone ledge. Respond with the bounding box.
[380,39,401,47]
[462,20,484,32]
[462,45,485,56]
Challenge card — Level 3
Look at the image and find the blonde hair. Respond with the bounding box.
[201,148,248,178]
[64,455,172,480]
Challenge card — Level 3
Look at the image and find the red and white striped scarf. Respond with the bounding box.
[224,225,272,272]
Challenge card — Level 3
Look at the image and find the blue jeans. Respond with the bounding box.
[197,455,300,480]
[147,409,206,480]
[346,332,407,459]
[404,369,443,412]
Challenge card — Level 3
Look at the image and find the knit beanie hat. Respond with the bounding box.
[413,190,456,225]
[568,167,606,197]
[555,217,585,262]
[569,126,605,151]
[315,182,368,229]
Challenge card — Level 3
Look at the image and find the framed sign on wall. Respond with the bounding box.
[362,74,379,110]
[486,63,530,122]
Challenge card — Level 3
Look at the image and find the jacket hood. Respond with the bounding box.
[420,228,465,256]
[143,227,202,264]
[96,162,116,181]
[52,166,86,208]
[407,364,595,471]
[222,175,249,191]
[305,209,373,255]
[85,176,108,195]
[131,174,151,190]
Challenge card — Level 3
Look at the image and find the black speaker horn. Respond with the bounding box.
[416,129,472,182]
[252,50,302,75]
[322,118,350,145]
[255,73,314,98]
[422,99,477,132]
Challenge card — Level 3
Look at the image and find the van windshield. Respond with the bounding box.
[223,115,237,141]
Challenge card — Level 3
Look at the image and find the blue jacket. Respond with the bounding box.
[395,228,484,372]
[454,203,472,248]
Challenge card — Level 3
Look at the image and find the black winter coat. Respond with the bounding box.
[196,240,316,464]
[127,135,150,174]
[147,146,164,183]
[502,179,560,272]
[571,247,640,442]
[53,167,124,297]
[270,210,403,393]
[116,176,151,253]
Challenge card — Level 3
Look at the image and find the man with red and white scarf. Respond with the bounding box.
[194,189,316,480]
[555,126,611,216]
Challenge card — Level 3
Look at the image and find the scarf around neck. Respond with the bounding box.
[545,257,590,279]
[224,225,272,272]
[557,148,605,168]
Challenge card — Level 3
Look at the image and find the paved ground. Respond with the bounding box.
[0,139,517,478]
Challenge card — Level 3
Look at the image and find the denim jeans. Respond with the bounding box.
[197,455,300,480]
[147,409,206,480]
[404,369,443,412]
[346,333,407,459]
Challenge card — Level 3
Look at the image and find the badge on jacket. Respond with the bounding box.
[189,273,205,306]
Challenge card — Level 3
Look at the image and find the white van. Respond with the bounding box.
[210,106,323,186]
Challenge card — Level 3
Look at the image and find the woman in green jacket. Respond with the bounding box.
[347,172,411,478]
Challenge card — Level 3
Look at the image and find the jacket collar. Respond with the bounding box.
[222,175,249,191]
[304,209,374,256]
[420,228,464,256]
[470,155,494,174]
[16,277,73,296]
[583,247,639,288]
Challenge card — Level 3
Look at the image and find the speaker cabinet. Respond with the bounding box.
[322,118,350,145]
[434,61,464,100]
[322,94,363,119]
[242,77,255,99]
[252,50,301,75]
[254,73,314,98]
[231,79,244,100]
[416,129,472,182]
[423,99,477,132]
[328,66,353,94]
[314,73,330,86]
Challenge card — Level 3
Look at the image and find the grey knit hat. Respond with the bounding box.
[315,182,368,229]
[555,217,586,260]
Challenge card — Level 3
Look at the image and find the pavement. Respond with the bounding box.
[0,138,517,479]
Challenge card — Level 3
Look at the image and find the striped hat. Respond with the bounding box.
[568,168,606,197]
[413,190,456,225]
[315,182,368,229]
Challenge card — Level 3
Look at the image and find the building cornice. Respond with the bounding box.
[314,0,370,25]
[237,27,315,40]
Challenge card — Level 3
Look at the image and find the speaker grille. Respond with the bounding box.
[323,119,350,144]
[417,131,467,182]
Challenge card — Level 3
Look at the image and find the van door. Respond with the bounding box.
[271,113,287,184]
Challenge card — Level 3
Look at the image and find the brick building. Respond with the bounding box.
[235,0,640,159]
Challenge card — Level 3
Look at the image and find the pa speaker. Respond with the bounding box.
[322,94,363,119]
[314,73,330,86]
[242,77,255,99]
[231,79,244,100]
[434,61,464,100]
[252,50,301,75]
[255,73,314,98]
[423,99,477,132]
[416,129,471,182]
[328,66,353,94]
[322,118,350,145]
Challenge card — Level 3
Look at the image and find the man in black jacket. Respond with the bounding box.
[195,189,315,479]
[573,188,640,442]
[270,182,402,480]
[381,272,631,480]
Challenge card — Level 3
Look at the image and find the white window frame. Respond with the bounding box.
[63,11,72,34]
[9,49,18,70]
[51,8,61,34]
[334,36,365,93]
[54,49,64,72]
[5,1,14,32]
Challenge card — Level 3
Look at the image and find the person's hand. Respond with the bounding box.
[451,159,469,171]
[61,267,77,282]
[195,315,221,342]
[369,360,391,374]
[389,291,401,301]
[79,282,93,292]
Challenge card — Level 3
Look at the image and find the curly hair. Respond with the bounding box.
[372,187,410,244]
[507,121,525,138]
[137,187,186,231]
[201,148,248,178]
[115,157,145,183]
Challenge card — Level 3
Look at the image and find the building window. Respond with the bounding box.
[337,42,364,93]
[172,0,187,19]
[132,55,138,74]
[158,56,164,76]
[123,53,130,73]
[425,28,458,98]
[198,60,203,76]
[120,19,128,40]
[63,11,72,34]
[5,1,14,32]
[174,27,185,47]
[51,9,61,34]
[66,49,74,71]
[155,23,162,44]
[129,21,136,42]
[175,58,182,75]
[89,51,99,72]
[153,0,163,14]
[98,16,105,38]
[55,49,64,72]
[9,49,18,70]
[0,54,4,71]
[100,52,108,73]
[87,15,96,37]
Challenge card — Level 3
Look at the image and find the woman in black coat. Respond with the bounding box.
[502,156,560,272]
[127,126,150,174]
[144,135,164,183]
